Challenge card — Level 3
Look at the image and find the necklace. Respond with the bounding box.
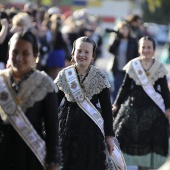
[142,59,155,77]
[76,66,90,83]
[10,69,34,93]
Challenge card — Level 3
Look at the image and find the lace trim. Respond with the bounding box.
[1,69,57,112]
[123,58,168,85]
[55,65,111,102]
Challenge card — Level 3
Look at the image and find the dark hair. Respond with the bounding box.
[9,31,38,57]
[116,21,134,38]
[71,36,96,63]
[139,36,156,51]
[127,14,141,23]
[0,11,9,20]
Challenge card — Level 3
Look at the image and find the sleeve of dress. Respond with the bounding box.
[114,73,132,106]
[108,37,118,55]
[57,89,65,105]
[158,76,170,109]
[98,88,114,136]
[43,92,61,165]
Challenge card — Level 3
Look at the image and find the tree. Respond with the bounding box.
[142,0,170,24]
[145,0,161,12]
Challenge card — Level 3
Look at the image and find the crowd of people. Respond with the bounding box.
[0,2,104,80]
[0,2,170,170]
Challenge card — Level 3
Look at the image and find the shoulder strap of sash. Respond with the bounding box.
[131,59,165,113]
[64,66,105,135]
[0,75,46,169]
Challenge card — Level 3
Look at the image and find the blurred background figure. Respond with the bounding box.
[108,21,138,101]
[160,42,170,64]
[0,10,9,69]
[10,12,32,34]
[126,14,143,40]
[84,15,103,63]
[45,13,68,80]
[23,2,38,23]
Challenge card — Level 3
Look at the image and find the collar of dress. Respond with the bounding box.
[0,68,57,112]
[123,57,168,85]
[55,65,111,102]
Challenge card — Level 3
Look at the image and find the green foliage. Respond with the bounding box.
[142,0,170,24]
[146,0,161,12]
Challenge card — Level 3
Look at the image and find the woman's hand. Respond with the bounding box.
[112,105,117,112]
[105,136,114,155]
[165,109,170,122]
[112,105,118,116]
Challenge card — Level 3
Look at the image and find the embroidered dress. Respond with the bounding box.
[113,57,170,168]
[55,65,114,170]
[0,69,60,170]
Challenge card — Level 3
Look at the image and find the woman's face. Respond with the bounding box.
[119,26,129,38]
[9,38,35,75]
[73,41,93,68]
[138,39,154,59]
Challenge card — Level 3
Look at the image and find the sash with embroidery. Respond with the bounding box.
[0,76,46,169]
[64,66,126,170]
[131,59,165,113]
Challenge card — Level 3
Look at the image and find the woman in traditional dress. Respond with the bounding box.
[54,36,115,170]
[112,36,170,170]
[0,31,60,170]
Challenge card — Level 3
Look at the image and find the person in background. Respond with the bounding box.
[126,14,143,40]
[0,10,9,69]
[0,31,60,170]
[112,36,170,170]
[85,15,103,63]
[46,14,68,79]
[10,12,32,34]
[23,2,38,23]
[108,21,138,101]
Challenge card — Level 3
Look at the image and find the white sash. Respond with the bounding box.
[64,67,105,135]
[0,76,46,169]
[131,60,165,113]
[64,66,126,170]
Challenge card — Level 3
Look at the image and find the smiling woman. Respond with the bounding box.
[54,36,116,170]
[71,37,95,80]
[8,32,37,79]
[0,31,60,170]
[112,36,170,170]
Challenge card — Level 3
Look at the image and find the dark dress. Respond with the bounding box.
[113,59,170,168]
[113,74,169,156]
[0,34,9,66]
[56,65,114,170]
[0,69,60,170]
